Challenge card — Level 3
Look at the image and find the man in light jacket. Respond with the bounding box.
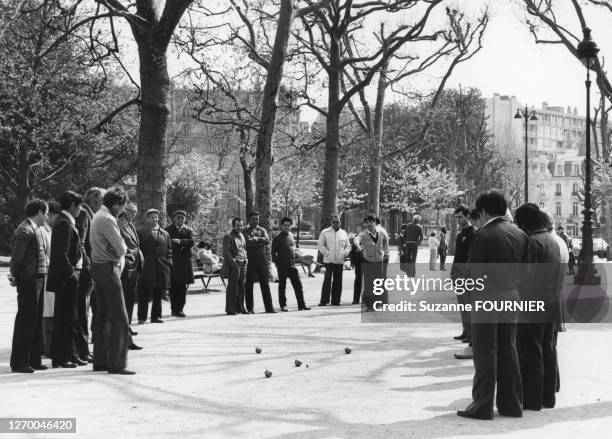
[317,214,350,306]
[359,215,389,311]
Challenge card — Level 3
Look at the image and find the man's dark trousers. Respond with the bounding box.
[170,283,188,314]
[518,322,557,410]
[121,269,139,324]
[468,320,523,418]
[76,267,92,358]
[362,262,385,311]
[91,262,129,370]
[10,277,45,369]
[226,261,247,313]
[353,261,362,303]
[137,287,162,321]
[405,243,418,277]
[51,272,80,364]
[276,261,306,309]
[320,263,343,305]
[458,291,472,340]
[245,258,273,312]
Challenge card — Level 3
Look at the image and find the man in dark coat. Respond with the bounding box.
[458,190,528,420]
[9,199,49,373]
[137,209,172,323]
[118,202,143,345]
[74,187,105,363]
[222,217,248,315]
[165,210,194,317]
[47,191,85,368]
[402,215,423,277]
[514,204,562,410]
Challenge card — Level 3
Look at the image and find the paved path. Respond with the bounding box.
[1,253,612,438]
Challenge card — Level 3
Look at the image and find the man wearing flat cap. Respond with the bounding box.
[137,209,172,324]
[165,210,194,317]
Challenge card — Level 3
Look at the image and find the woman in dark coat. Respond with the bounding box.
[165,210,194,317]
[137,209,172,324]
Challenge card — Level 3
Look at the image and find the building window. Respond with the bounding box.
[572,183,579,195]
[573,164,580,176]
[556,165,563,176]
[555,202,562,216]
[573,202,579,216]
[555,183,562,196]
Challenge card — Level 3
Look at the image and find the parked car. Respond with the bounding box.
[570,237,608,258]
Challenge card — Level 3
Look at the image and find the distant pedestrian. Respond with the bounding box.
[137,209,172,324]
[9,199,49,373]
[428,232,439,271]
[350,222,366,305]
[166,210,195,318]
[374,216,390,277]
[271,217,310,312]
[402,215,423,277]
[438,227,448,271]
[41,201,61,357]
[47,191,84,368]
[222,217,248,315]
[317,214,350,306]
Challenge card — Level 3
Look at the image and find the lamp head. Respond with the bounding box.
[577,28,599,67]
[514,109,523,119]
[529,112,538,121]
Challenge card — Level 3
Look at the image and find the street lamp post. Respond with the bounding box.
[296,204,303,248]
[514,106,538,203]
[575,27,601,285]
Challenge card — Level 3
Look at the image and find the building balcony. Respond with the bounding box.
[554,192,562,196]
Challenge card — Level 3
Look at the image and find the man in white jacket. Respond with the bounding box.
[317,215,350,306]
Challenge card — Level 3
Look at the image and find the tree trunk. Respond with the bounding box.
[320,37,342,231]
[242,164,254,216]
[366,63,388,216]
[14,141,31,223]
[254,0,294,230]
[136,42,170,224]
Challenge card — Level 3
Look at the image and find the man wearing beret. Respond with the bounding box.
[137,209,172,324]
[165,210,194,317]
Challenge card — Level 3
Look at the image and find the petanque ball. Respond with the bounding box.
[345,347,352,354]
[295,359,302,367]
[265,369,272,378]
[255,347,262,354]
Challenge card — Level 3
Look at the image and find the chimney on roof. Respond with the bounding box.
[542,101,548,110]
[574,107,578,116]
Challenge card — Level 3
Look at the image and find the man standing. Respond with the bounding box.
[47,191,84,368]
[41,200,61,357]
[358,215,389,311]
[137,209,172,324]
[9,200,49,373]
[451,206,475,343]
[166,210,195,318]
[271,217,311,312]
[317,214,350,306]
[75,187,105,363]
[403,215,423,277]
[458,190,527,420]
[90,187,135,375]
[243,212,275,313]
[222,217,248,315]
[118,203,143,346]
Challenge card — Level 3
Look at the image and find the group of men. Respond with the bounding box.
[447,191,568,420]
[9,187,197,375]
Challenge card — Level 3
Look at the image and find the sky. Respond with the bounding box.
[440,0,610,115]
[156,0,612,121]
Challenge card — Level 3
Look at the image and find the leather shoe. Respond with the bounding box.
[53,361,77,368]
[457,410,493,420]
[318,303,327,306]
[265,309,277,313]
[454,332,467,340]
[138,320,145,325]
[151,318,164,323]
[298,306,311,311]
[72,357,88,366]
[281,306,289,312]
[107,368,136,375]
[226,312,237,315]
[128,343,143,350]
[177,312,186,317]
[248,310,255,314]
[84,354,94,363]
[129,328,138,336]
[11,366,35,373]
[93,365,107,372]
[32,364,49,371]
[352,301,360,305]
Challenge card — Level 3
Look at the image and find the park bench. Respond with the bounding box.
[193,258,226,292]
